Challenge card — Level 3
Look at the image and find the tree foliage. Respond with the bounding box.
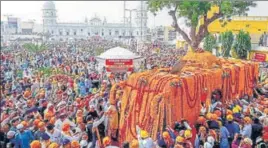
[148,0,256,51]
[95,47,105,56]
[203,34,216,52]
[220,31,234,57]
[233,30,251,59]
[23,43,48,53]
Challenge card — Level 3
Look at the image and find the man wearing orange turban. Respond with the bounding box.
[197,116,206,125]
[225,114,240,144]
[61,123,74,141]
[32,119,41,133]
[21,121,29,129]
[24,89,32,99]
[241,116,252,138]
[208,114,219,129]
[106,104,119,141]
[214,110,222,117]
[184,130,193,148]
[34,122,46,140]
[62,123,71,133]
[160,131,175,148]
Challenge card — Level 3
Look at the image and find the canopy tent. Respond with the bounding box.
[97,47,141,60]
[249,46,268,62]
[96,47,143,72]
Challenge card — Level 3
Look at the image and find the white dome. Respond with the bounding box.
[43,1,55,10]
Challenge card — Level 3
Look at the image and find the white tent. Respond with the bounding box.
[96,47,143,72]
[97,47,141,59]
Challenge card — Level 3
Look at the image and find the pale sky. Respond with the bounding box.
[1,1,268,28]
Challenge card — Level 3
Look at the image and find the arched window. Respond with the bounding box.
[59,29,63,35]
[115,30,119,35]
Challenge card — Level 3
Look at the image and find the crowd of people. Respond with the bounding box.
[1,40,268,148]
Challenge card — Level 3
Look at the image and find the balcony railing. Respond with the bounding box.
[232,16,268,21]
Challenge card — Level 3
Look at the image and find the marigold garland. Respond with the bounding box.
[116,52,259,143]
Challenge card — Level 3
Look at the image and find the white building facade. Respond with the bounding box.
[42,1,149,42]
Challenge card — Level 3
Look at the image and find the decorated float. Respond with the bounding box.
[109,49,259,143]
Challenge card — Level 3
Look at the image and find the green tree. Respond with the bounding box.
[23,43,48,53]
[95,47,105,56]
[148,0,256,51]
[220,31,234,57]
[203,34,216,52]
[233,30,251,59]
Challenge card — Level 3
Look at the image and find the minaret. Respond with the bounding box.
[124,1,126,26]
[42,1,57,33]
[135,1,148,41]
[103,17,107,24]
[85,17,88,23]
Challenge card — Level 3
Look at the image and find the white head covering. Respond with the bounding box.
[207,136,215,145]
[16,124,24,130]
[204,142,213,148]
[7,131,16,137]
[80,140,88,147]
[47,103,53,109]
[57,101,66,108]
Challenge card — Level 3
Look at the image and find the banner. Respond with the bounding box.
[254,53,266,62]
[105,59,133,72]
[106,59,133,65]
